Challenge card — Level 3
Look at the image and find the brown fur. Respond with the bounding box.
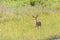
[36,21,41,27]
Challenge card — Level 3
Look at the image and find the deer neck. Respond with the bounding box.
[34,19,37,22]
[35,19,38,22]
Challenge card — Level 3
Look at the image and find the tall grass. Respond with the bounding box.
[0,0,60,40]
[0,5,59,40]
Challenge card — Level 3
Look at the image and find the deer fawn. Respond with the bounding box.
[32,15,41,28]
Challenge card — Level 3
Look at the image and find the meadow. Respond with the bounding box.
[0,0,60,40]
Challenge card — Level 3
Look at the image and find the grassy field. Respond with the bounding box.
[0,0,60,40]
[0,6,60,40]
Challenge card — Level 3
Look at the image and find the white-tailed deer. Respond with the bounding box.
[32,15,41,27]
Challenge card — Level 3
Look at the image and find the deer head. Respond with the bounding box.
[32,15,38,20]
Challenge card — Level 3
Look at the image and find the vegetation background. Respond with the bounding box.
[0,0,60,40]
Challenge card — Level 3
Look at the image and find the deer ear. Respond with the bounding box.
[32,16,35,18]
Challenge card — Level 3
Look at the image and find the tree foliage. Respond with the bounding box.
[0,0,60,7]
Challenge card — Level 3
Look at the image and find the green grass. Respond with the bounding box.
[0,0,60,40]
[0,6,60,40]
